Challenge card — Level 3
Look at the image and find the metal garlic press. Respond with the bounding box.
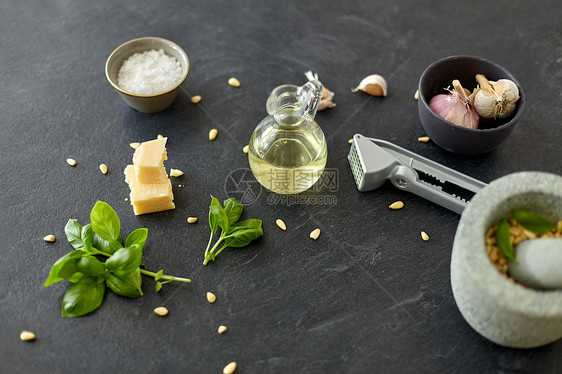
[348,134,487,214]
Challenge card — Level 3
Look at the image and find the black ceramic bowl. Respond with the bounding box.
[418,55,525,155]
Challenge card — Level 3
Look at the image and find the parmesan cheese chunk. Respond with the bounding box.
[132,137,169,184]
[124,166,175,215]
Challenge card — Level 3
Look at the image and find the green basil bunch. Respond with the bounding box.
[203,196,263,265]
[45,201,191,317]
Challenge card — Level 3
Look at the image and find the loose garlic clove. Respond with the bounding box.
[351,74,387,97]
[304,71,336,111]
[473,74,520,119]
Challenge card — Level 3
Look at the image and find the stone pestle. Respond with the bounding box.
[508,238,562,290]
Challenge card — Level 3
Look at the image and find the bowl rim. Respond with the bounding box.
[418,55,525,134]
[105,36,189,98]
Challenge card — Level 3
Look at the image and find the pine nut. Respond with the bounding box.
[170,168,184,177]
[130,142,141,149]
[157,134,164,139]
[242,145,249,154]
[223,362,237,374]
[187,217,198,224]
[218,325,228,334]
[414,89,419,100]
[66,158,76,166]
[421,231,429,241]
[191,95,202,104]
[276,219,287,231]
[20,331,36,341]
[389,201,404,210]
[417,136,430,143]
[206,292,217,303]
[43,234,56,242]
[99,164,108,175]
[348,138,353,144]
[209,129,218,141]
[153,306,168,316]
[228,77,241,87]
[310,228,321,240]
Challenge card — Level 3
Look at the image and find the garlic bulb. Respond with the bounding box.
[429,80,479,129]
[351,74,387,96]
[473,74,520,119]
[304,71,336,110]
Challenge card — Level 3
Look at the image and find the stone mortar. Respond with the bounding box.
[451,171,562,348]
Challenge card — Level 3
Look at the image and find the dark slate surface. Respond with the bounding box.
[1,1,561,373]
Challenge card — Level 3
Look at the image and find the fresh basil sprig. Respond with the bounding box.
[45,201,191,318]
[203,196,263,265]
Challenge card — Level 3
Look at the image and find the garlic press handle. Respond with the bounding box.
[390,165,467,214]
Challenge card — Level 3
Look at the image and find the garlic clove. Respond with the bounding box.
[351,74,387,97]
[305,71,336,111]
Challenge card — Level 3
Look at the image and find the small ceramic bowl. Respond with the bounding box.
[418,55,524,155]
[105,37,189,113]
[451,171,562,348]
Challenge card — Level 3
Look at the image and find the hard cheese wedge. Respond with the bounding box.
[124,165,175,215]
[132,137,169,184]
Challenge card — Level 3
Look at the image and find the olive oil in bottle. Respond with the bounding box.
[248,81,327,194]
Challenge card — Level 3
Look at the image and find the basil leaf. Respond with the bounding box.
[105,245,142,276]
[61,276,105,318]
[65,219,87,251]
[209,196,223,235]
[93,233,122,255]
[75,255,106,277]
[223,225,263,248]
[223,197,243,226]
[90,201,121,241]
[106,269,143,298]
[229,219,262,231]
[81,224,94,250]
[125,228,148,248]
[44,251,87,287]
[511,209,555,235]
[496,218,517,263]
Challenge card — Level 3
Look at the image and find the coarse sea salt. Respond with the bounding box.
[117,49,183,95]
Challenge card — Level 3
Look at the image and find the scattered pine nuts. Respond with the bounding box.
[153,306,168,316]
[170,168,184,177]
[223,362,237,374]
[157,134,164,139]
[209,129,218,141]
[418,136,430,143]
[43,234,56,242]
[130,142,141,149]
[348,138,353,144]
[276,219,287,231]
[242,145,249,154]
[20,331,36,341]
[206,292,217,303]
[187,217,198,224]
[191,95,202,104]
[218,325,228,334]
[389,201,404,210]
[421,231,430,241]
[414,89,419,100]
[66,158,76,166]
[99,164,108,175]
[310,228,321,240]
[228,77,241,87]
